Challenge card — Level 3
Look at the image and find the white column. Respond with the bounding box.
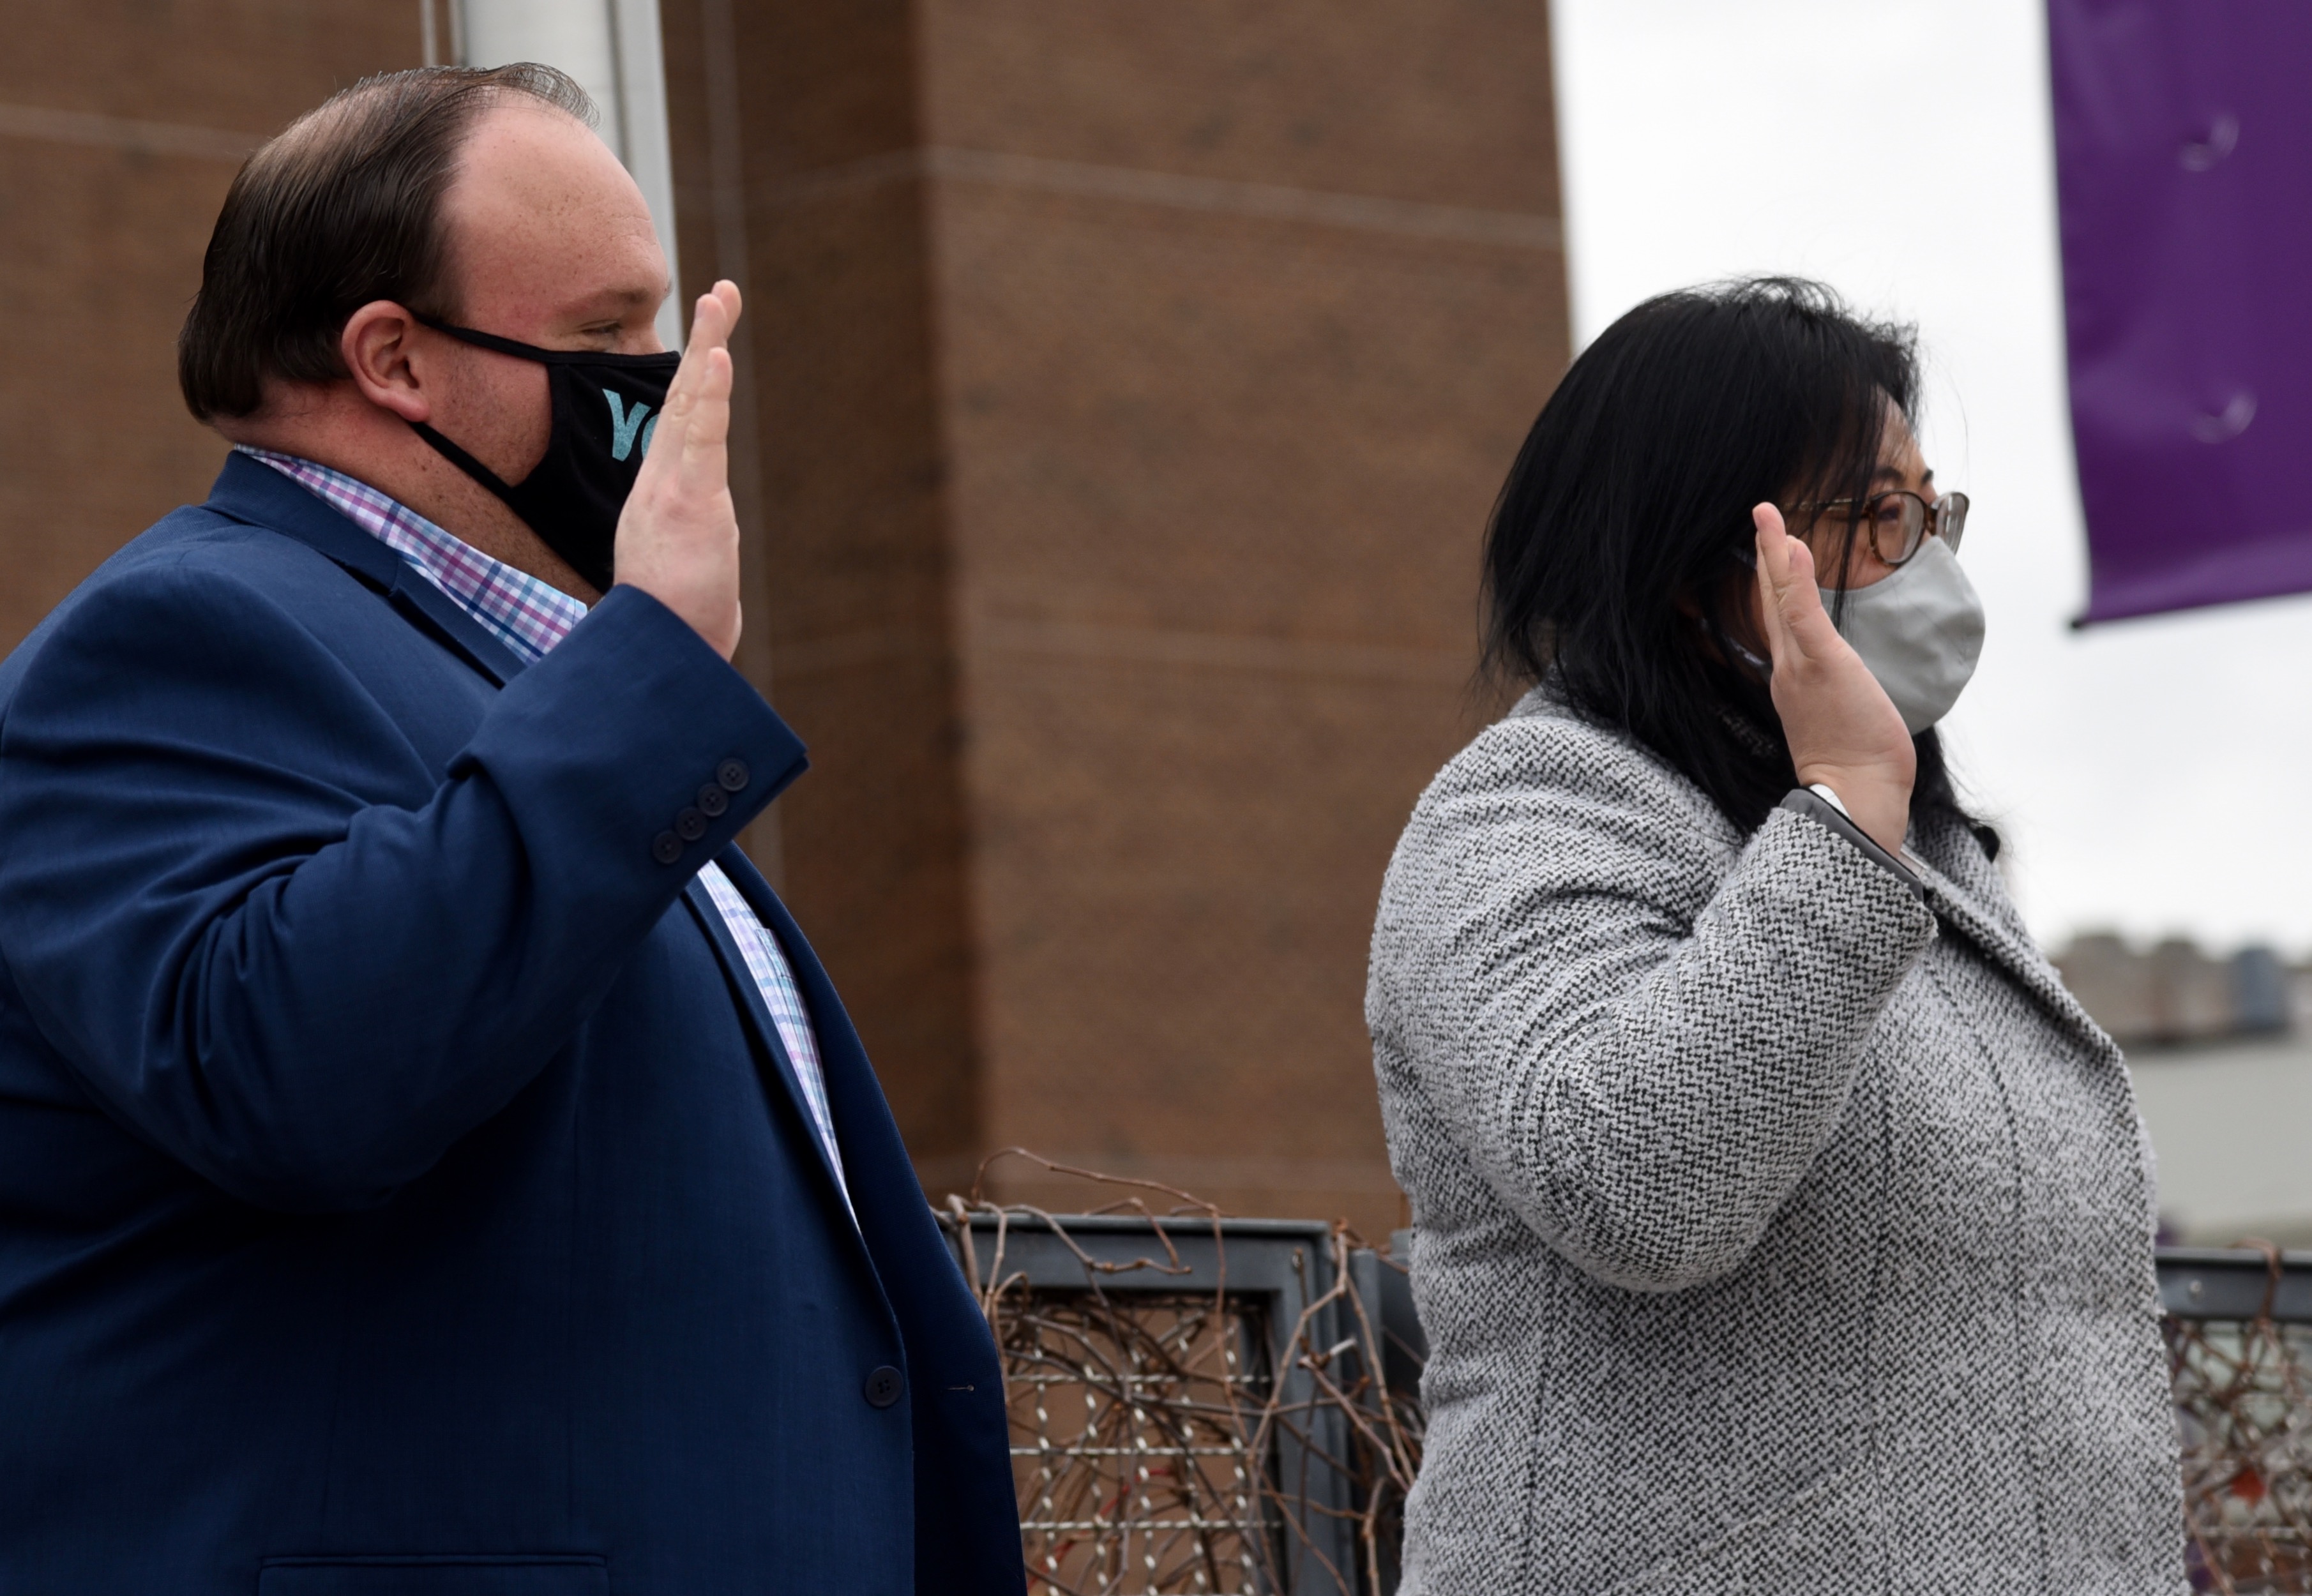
[458,0,685,350]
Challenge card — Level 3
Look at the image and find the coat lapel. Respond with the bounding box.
[203,451,526,688]
[210,453,872,1223]
[382,576,524,688]
[679,859,854,1214]
[208,454,869,1230]
[1905,830,2117,1064]
[706,848,941,1269]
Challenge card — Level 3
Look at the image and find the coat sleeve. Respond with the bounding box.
[0,564,802,1212]
[1370,719,1938,1293]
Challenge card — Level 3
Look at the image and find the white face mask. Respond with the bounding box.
[1825,534,1986,734]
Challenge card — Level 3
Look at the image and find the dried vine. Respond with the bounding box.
[945,1149,1423,1595]
[947,1153,2312,1595]
[2173,1245,2312,1594]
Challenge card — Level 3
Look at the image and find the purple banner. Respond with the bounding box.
[2051,0,2312,624]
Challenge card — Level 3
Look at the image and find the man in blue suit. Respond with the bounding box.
[0,63,1024,1594]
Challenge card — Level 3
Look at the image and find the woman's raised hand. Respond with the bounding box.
[1751,502,1915,854]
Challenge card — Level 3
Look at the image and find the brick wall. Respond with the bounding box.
[0,2,425,654]
[11,4,1570,1243]
[663,1,1571,1238]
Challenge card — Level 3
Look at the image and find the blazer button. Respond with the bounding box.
[863,1366,904,1408]
[716,758,750,793]
[650,831,682,865]
[696,784,729,818]
[675,806,709,841]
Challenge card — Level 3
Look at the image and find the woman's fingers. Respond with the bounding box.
[1753,503,1794,665]
[1749,501,1917,852]
[1754,503,1847,668]
[1778,536,1842,657]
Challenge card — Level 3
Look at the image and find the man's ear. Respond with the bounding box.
[340,301,432,425]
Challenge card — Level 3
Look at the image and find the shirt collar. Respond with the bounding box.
[234,446,587,667]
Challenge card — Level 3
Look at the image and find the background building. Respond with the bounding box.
[2053,931,2312,1246]
[3,2,1570,1238]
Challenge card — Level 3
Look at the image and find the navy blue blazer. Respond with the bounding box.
[0,454,1024,1595]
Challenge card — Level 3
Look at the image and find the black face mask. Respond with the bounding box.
[409,319,682,592]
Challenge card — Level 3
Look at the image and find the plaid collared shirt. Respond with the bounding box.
[239,448,849,1196]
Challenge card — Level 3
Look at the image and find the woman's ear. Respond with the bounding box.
[340,300,431,425]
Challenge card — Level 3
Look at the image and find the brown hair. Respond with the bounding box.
[177,63,594,421]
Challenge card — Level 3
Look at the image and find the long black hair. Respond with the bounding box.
[1482,276,1973,840]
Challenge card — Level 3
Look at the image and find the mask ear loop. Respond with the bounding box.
[1709,617,1771,679]
[412,313,684,371]
[1711,545,1771,679]
[409,419,524,503]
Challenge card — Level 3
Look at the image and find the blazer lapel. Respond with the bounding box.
[679,864,853,1212]
[203,451,526,688]
[381,576,524,688]
[207,456,868,1195]
[704,848,903,1171]
[706,848,938,1260]
[1906,844,2117,1063]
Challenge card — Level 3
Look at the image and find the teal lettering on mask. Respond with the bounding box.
[605,391,654,461]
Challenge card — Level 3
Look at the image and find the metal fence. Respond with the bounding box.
[2163,1247,2312,1593]
[940,1158,1421,1596]
[943,1164,2312,1596]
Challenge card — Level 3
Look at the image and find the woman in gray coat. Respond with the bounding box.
[1368,280,2183,1593]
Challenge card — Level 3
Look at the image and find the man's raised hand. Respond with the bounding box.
[614,281,744,659]
[1751,502,1915,855]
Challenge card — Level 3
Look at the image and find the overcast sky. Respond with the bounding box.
[1548,0,2312,956]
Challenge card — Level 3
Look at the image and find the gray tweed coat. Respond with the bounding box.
[1368,688,2184,1595]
